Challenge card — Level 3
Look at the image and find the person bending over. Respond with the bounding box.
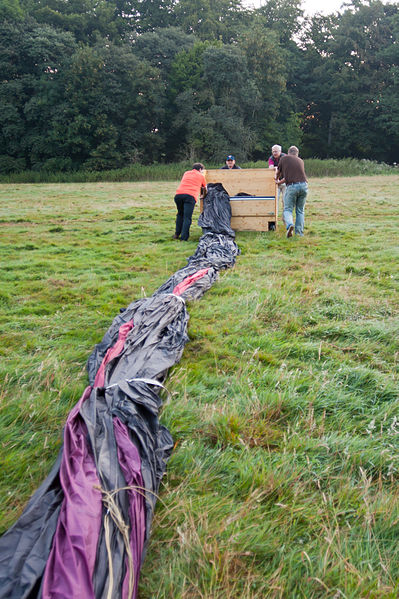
[276,146,308,238]
[173,163,207,241]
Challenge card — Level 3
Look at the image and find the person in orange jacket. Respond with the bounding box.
[173,163,207,241]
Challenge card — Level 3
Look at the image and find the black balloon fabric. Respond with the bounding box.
[0,195,240,599]
[198,182,235,237]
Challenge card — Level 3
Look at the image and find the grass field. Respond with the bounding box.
[1,176,399,598]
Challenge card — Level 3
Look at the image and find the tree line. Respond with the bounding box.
[0,0,398,173]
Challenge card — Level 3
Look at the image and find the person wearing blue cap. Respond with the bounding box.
[221,155,241,169]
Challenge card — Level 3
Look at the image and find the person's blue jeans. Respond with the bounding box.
[283,183,308,236]
[174,194,196,240]
[277,183,286,223]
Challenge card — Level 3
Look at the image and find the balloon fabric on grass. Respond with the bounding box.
[0,184,239,599]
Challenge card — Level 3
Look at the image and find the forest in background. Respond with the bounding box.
[1,0,399,173]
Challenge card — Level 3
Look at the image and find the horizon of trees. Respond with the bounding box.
[0,0,398,173]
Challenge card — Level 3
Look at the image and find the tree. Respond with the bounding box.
[45,42,165,169]
[121,0,176,32]
[0,0,24,21]
[169,43,261,161]
[0,17,165,172]
[373,9,399,160]
[0,19,77,171]
[132,26,195,75]
[164,41,211,159]
[238,25,299,157]
[20,0,127,43]
[297,1,399,160]
[173,0,248,43]
[253,0,303,44]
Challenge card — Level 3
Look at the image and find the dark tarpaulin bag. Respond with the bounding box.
[154,264,219,301]
[39,380,172,599]
[87,294,189,388]
[0,295,186,599]
[0,452,64,599]
[188,232,240,271]
[197,182,235,237]
[0,226,240,598]
[0,294,188,599]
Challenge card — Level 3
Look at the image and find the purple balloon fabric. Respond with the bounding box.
[42,387,102,599]
[113,417,145,599]
[0,219,240,599]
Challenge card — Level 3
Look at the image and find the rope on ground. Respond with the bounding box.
[100,487,135,599]
[96,484,167,599]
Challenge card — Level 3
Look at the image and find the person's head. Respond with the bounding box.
[271,145,282,159]
[288,146,299,156]
[225,155,236,168]
[192,162,205,172]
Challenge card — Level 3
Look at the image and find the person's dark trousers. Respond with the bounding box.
[174,194,196,240]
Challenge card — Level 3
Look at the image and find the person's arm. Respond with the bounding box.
[200,173,207,198]
[276,155,287,182]
[268,157,275,169]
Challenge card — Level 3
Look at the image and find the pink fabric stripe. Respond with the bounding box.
[113,418,146,599]
[42,386,102,599]
[94,320,134,388]
[172,268,209,296]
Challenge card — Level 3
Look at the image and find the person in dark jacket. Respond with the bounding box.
[221,155,241,169]
[276,146,308,238]
[173,163,207,241]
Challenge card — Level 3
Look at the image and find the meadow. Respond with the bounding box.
[0,176,399,598]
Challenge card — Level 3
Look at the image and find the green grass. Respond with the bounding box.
[1,175,399,598]
[0,158,396,183]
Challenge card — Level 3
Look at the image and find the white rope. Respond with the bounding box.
[106,377,172,406]
[101,490,135,599]
[162,292,186,303]
[106,377,166,391]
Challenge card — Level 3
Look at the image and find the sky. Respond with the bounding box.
[301,0,347,15]
[246,0,394,16]
[301,0,393,15]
